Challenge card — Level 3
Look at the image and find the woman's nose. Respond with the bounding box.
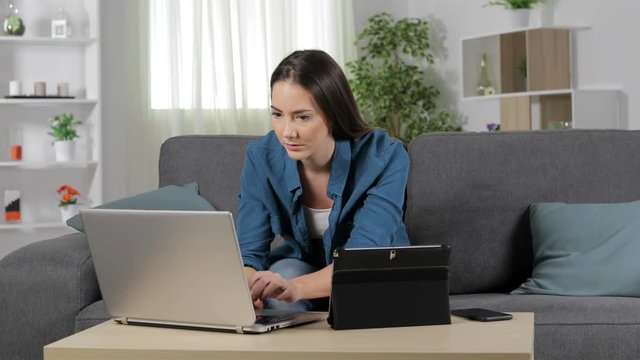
[282,119,297,138]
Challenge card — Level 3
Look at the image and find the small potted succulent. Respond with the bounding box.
[48,113,82,162]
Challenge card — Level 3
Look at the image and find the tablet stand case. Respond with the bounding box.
[328,245,451,330]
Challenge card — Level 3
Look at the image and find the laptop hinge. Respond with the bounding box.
[235,326,244,334]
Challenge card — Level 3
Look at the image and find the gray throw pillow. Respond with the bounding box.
[67,182,216,232]
[512,200,640,296]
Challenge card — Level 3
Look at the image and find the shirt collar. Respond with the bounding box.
[285,154,301,192]
[284,138,351,196]
[327,138,351,197]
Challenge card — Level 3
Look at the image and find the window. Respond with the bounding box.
[149,0,355,110]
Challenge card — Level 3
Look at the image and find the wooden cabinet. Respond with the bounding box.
[461,26,620,130]
[0,0,100,258]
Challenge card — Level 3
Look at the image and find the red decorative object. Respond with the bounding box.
[10,144,22,160]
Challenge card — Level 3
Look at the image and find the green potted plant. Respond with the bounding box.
[484,0,546,9]
[347,13,461,144]
[48,113,82,162]
[484,0,547,27]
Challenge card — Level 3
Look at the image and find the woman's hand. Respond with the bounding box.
[249,271,304,306]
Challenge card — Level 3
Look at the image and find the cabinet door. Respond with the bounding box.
[527,29,571,91]
[500,96,531,130]
[500,32,527,94]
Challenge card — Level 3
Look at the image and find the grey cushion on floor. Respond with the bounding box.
[450,293,640,360]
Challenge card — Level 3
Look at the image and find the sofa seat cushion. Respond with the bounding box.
[75,300,111,332]
[450,293,640,360]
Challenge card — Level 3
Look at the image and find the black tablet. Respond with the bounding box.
[332,244,450,271]
[329,245,451,330]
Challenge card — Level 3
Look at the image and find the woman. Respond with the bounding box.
[237,49,409,311]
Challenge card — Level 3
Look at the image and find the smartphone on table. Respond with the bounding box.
[451,308,513,322]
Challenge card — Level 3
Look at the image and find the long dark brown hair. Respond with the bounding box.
[270,50,372,139]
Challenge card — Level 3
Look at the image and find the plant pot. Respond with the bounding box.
[59,204,79,222]
[529,1,556,27]
[509,9,531,28]
[54,140,76,162]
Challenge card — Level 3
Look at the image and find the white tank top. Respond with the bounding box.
[303,206,331,240]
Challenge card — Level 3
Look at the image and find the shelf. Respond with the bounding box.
[0,222,69,231]
[0,161,98,169]
[0,0,100,259]
[0,98,98,106]
[462,89,573,101]
[460,25,620,131]
[460,25,590,41]
[0,36,98,46]
[462,28,573,98]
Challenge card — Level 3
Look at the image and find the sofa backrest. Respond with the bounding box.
[405,130,640,294]
[159,135,258,217]
[159,131,640,295]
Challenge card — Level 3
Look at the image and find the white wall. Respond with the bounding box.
[352,0,408,33]
[100,0,640,201]
[100,0,130,202]
[353,0,640,131]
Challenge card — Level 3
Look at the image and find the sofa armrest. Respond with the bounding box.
[0,232,101,360]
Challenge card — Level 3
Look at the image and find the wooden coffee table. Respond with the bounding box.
[45,312,534,360]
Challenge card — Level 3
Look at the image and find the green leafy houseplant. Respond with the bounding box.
[48,113,82,141]
[484,0,546,9]
[347,13,461,143]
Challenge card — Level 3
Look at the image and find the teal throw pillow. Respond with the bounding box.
[512,200,640,296]
[67,182,216,232]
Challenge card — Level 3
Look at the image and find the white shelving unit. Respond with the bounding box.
[0,161,98,168]
[0,0,101,259]
[460,26,620,130]
[0,36,97,45]
[0,98,98,105]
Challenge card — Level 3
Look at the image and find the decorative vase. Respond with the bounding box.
[509,9,531,28]
[476,53,495,96]
[59,204,79,223]
[3,1,25,36]
[54,140,76,162]
[51,7,71,38]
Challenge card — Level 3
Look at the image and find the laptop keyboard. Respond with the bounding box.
[255,313,295,325]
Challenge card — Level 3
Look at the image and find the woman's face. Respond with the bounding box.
[271,80,335,166]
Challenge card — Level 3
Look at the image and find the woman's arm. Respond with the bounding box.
[249,264,334,304]
[345,140,410,248]
[236,150,274,271]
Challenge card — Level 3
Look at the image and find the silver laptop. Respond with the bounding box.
[81,209,326,334]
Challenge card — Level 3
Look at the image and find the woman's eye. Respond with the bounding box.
[298,115,311,121]
[271,112,282,118]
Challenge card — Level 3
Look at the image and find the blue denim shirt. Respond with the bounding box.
[236,129,410,271]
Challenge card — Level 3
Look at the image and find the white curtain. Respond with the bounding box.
[125,0,356,194]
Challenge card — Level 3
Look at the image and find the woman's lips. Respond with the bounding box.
[285,143,303,151]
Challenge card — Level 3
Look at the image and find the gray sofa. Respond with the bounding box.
[2,130,640,359]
